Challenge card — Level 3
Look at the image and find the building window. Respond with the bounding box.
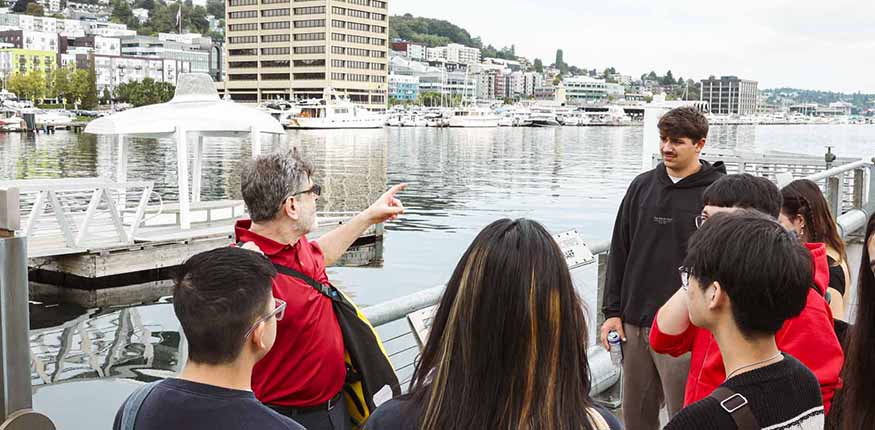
[294,59,325,67]
[331,6,345,14]
[346,34,368,44]
[347,22,369,32]
[370,50,385,58]
[229,10,257,18]
[294,72,325,80]
[331,19,345,28]
[371,13,385,20]
[293,6,324,14]
[228,23,258,31]
[229,48,258,56]
[228,74,257,80]
[262,47,290,55]
[347,9,369,19]
[332,33,345,41]
[229,35,258,44]
[348,0,368,5]
[370,75,385,83]
[229,61,257,68]
[294,19,325,28]
[262,8,290,16]
[370,25,385,34]
[331,72,345,80]
[261,34,290,42]
[370,37,384,45]
[371,1,386,8]
[261,0,287,4]
[262,21,291,29]
[294,32,325,41]
[229,0,257,5]
[293,45,325,54]
[261,73,290,80]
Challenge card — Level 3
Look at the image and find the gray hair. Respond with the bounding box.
[241,151,313,222]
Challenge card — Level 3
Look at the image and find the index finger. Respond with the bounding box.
[383,183,407,198]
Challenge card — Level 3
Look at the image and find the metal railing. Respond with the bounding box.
[361,154,875,399]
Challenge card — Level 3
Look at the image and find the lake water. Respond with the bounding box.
[3,124,875,429]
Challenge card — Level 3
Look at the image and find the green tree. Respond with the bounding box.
[555,49,564,68]
[80,55,99,109]
[70,68,90,106]
[663,70,675,86]
[206,0,224,17]
[101,87,112,104]
[24,1,44,16]
[111,0,134,25]
[533,58,543,73]
[53,66,73,106]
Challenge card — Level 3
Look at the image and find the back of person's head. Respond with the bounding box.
[780,179,846,262]
[684,211,811,339]
[174,247,278,365]
[241,150,314,223]
[703,174,782,218]
[410,218,595,430]
[658,106,709,142]
[842,213,875,430]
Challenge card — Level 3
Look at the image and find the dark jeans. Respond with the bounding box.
[270,398,353,430]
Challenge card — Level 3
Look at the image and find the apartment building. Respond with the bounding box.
[224,0,390,109]
[699,75,758,115]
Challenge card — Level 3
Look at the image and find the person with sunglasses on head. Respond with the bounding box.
[235,150,406,430]
[663,211,825,429]
[650,174,843,414]
[113,247,303,430]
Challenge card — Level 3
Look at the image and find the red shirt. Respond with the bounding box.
[235,220,346,407]
[650,242,843,413]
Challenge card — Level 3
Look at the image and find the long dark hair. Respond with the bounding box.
[780,179,847,263]
[408,219,595,430]
[842,214,875,430]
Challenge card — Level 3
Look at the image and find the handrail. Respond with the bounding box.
[806,158,874,182]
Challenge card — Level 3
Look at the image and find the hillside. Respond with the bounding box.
[389,13,517,60]
[763,88,875,109]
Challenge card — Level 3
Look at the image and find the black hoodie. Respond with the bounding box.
[602,160,726,328]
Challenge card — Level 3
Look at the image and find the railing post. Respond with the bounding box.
[827,175,842,217]
[869,160,875,207]
[596,252,608,329]
[0,188,55,429]
[853,169,865,209]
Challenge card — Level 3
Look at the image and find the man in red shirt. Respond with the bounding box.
[236,151,405,430]
[650,174,843,413]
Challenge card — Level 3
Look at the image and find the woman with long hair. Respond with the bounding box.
[839,213,875,429]
[365,218,621,430]
[779,179,851,320]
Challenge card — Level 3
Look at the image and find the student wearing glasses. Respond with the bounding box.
[235,151,405,430]
[113,247,303,430]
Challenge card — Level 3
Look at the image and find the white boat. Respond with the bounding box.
[448,106,499,128]
[386,114,403,127]
[0,108,22,131]
[286,89,384,129]
[498,116,515,127]
[258,100,301,124]
[529,106,561,127]
[35,110,74,129]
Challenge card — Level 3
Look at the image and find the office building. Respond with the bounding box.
[224,0,390,108]
[699,75,758,115]
[388,73,418,101]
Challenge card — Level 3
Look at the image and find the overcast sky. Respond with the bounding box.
[390,0,875,93]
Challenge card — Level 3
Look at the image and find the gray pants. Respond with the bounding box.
[621,323,691,430]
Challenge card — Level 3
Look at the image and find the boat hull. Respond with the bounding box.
[448,117,499,128]
[287,117,385,129]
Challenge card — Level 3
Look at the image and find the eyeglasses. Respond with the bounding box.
[679,266,691,291]
[244,298,286,339]
[290,183,321,198]
[695,214,707,229]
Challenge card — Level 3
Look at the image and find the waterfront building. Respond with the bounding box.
[482,57,521,72]
[426,43,480,65]
[522,71,543,97]
[0,48,56,80]
[132,8,150,24]
[388,73,418,101]
[0,30,60,52]
[699,75,758,115]
[73,53,191,94]
[120,34,211,75]
[67,35,121,56]
[391,40,426,61]
[606,83,625,99]
[223,0,390,108]
[508,71,524,98]
[563,75,609,104]
[35,0,62,13]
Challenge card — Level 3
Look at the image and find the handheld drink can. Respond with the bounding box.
[607,331,623,366]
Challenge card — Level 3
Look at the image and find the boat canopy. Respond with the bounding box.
[85,73,285,229]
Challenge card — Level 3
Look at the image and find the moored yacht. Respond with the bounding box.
[448,106,499,128]
[286,88,385,129]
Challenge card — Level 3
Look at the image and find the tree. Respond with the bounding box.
[24,1,44,16]
[11,0,28,12]
[663,70,675,86]
[101,87,112,104]
[53,66,72,105]
[113,78,175,106]
[206,0,223,17]
[555,49,564,68]
[80,54,99,109]
[533,58,543,73]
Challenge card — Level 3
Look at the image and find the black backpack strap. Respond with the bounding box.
[271,262,338,300]
[709,387,760,430]
[120,381,162,430]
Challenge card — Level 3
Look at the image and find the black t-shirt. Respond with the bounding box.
[364,397,622,430]
[664,354,824,430]
[112,378,305,430]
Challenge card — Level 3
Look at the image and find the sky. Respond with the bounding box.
[390,0,875,93]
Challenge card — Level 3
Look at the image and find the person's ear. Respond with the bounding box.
[282,197,300,221]
[707,281,726,310]
[795,214,806,230]
[250,321,269,351]
[695,138,706,152]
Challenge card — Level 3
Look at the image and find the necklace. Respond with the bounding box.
[725,352,783,380]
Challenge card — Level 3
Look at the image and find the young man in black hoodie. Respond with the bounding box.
[600,107,725,429]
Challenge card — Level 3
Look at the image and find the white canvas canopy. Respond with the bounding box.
[86,73,285,229]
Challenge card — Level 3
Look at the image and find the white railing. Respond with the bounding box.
[0,178,154,257]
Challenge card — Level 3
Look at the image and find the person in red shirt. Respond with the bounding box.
[650,174,843,413]
[236,151,405,430]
